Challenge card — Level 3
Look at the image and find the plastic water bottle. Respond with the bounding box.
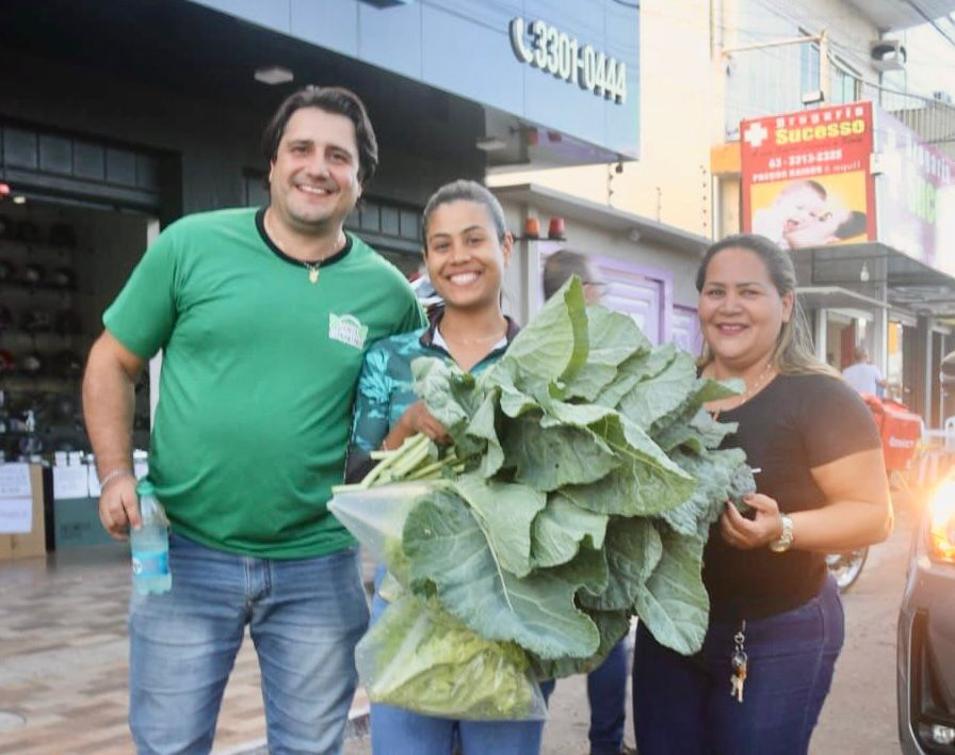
[130,479,172,595]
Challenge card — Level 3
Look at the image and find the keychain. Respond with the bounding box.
[730,620,748,703]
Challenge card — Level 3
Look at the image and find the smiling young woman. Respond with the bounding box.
[344,180,553,755]
[632,234,893,755]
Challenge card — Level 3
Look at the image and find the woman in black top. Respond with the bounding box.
[632,234,892,755]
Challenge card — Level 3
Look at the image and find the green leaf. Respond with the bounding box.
[404,489,600,660]
[501,413,621,492]
[563,306,650,401]
[616,348,698,429]
[559,414,696,517]
[412,357,476,430]
[549,544,609,596]
[465,389,505,477]
[691,377,744,405]
[504,277,589,385]
[491,362,541,419]
[452,473,546,578]
[530,609,631,680]
[595,345,677,409]
[579,516,662,611]
[634,525,709,655]
[661,447,750,539]
[652,408,737,455]
[356,594,541,719]
[531,493,609,569]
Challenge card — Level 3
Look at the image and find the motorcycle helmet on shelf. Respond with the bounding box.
[48,267,77,289]
[22,309,54,334]
[21,262,45,286]
[19,352,44,376]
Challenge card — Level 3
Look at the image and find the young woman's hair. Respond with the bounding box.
[696,233,837,376]
[421,180,507,246]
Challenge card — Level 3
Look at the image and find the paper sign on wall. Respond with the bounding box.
[0,498,32,533]
[0,463,31,498]
[53,466,91,500]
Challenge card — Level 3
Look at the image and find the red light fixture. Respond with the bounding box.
[524,217,541,239]
[547,216,566,240]
[0,183,10,198]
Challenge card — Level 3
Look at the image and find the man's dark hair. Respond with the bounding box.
[543,249,597,301]
[261,86,379,186]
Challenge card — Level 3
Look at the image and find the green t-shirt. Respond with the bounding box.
[103,207,425,558]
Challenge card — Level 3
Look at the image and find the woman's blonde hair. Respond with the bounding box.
[695,234,838,377]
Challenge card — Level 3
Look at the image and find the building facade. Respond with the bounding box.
[0,0,641,468]
[500,0,955,427]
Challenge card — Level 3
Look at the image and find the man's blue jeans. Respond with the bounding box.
[129,533,369,755]
[632,575,844,755]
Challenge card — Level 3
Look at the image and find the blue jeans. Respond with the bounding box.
[368,569,549,755]
[129,533,369,755]
[632,575,844,755]
[587,637,630,755]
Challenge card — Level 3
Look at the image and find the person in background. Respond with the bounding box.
[542,249,607,306]
[542,249,636,755]
[842,345,888,397]
[346,179,549,755]
[632,233,892,755]
[83,86,424,754]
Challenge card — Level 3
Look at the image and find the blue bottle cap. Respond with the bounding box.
[136,479,156,497]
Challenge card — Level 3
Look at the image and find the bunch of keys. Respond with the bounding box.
[730,621,748,703]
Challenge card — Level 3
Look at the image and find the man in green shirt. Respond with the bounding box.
[83,86,424,754]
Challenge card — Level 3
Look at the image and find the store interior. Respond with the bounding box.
[0,196,154,463]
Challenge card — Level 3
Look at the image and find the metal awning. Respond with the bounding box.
[791,242,955,318]
[796,286,888,312]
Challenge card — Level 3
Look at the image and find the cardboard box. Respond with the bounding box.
[0,465,48,560]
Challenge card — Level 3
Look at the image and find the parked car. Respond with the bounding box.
[898,474,955,753]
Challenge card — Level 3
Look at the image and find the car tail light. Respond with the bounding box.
[928,479,955,563]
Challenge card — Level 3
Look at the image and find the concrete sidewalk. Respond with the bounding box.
[0,547,622,755]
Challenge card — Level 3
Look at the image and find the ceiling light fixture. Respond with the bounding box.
[254,65,294,85]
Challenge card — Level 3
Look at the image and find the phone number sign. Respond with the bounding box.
[509,17,627,105]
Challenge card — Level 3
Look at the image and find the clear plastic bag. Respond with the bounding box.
[355,593,548,721]
[328,482,434,582]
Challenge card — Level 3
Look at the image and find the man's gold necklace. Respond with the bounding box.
[264,211,343,284]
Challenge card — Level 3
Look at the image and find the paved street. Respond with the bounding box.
[0,505,915,754]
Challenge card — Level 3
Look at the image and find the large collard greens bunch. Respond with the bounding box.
[336,277,755,718]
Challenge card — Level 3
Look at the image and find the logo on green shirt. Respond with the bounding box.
[329,313,369,350]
